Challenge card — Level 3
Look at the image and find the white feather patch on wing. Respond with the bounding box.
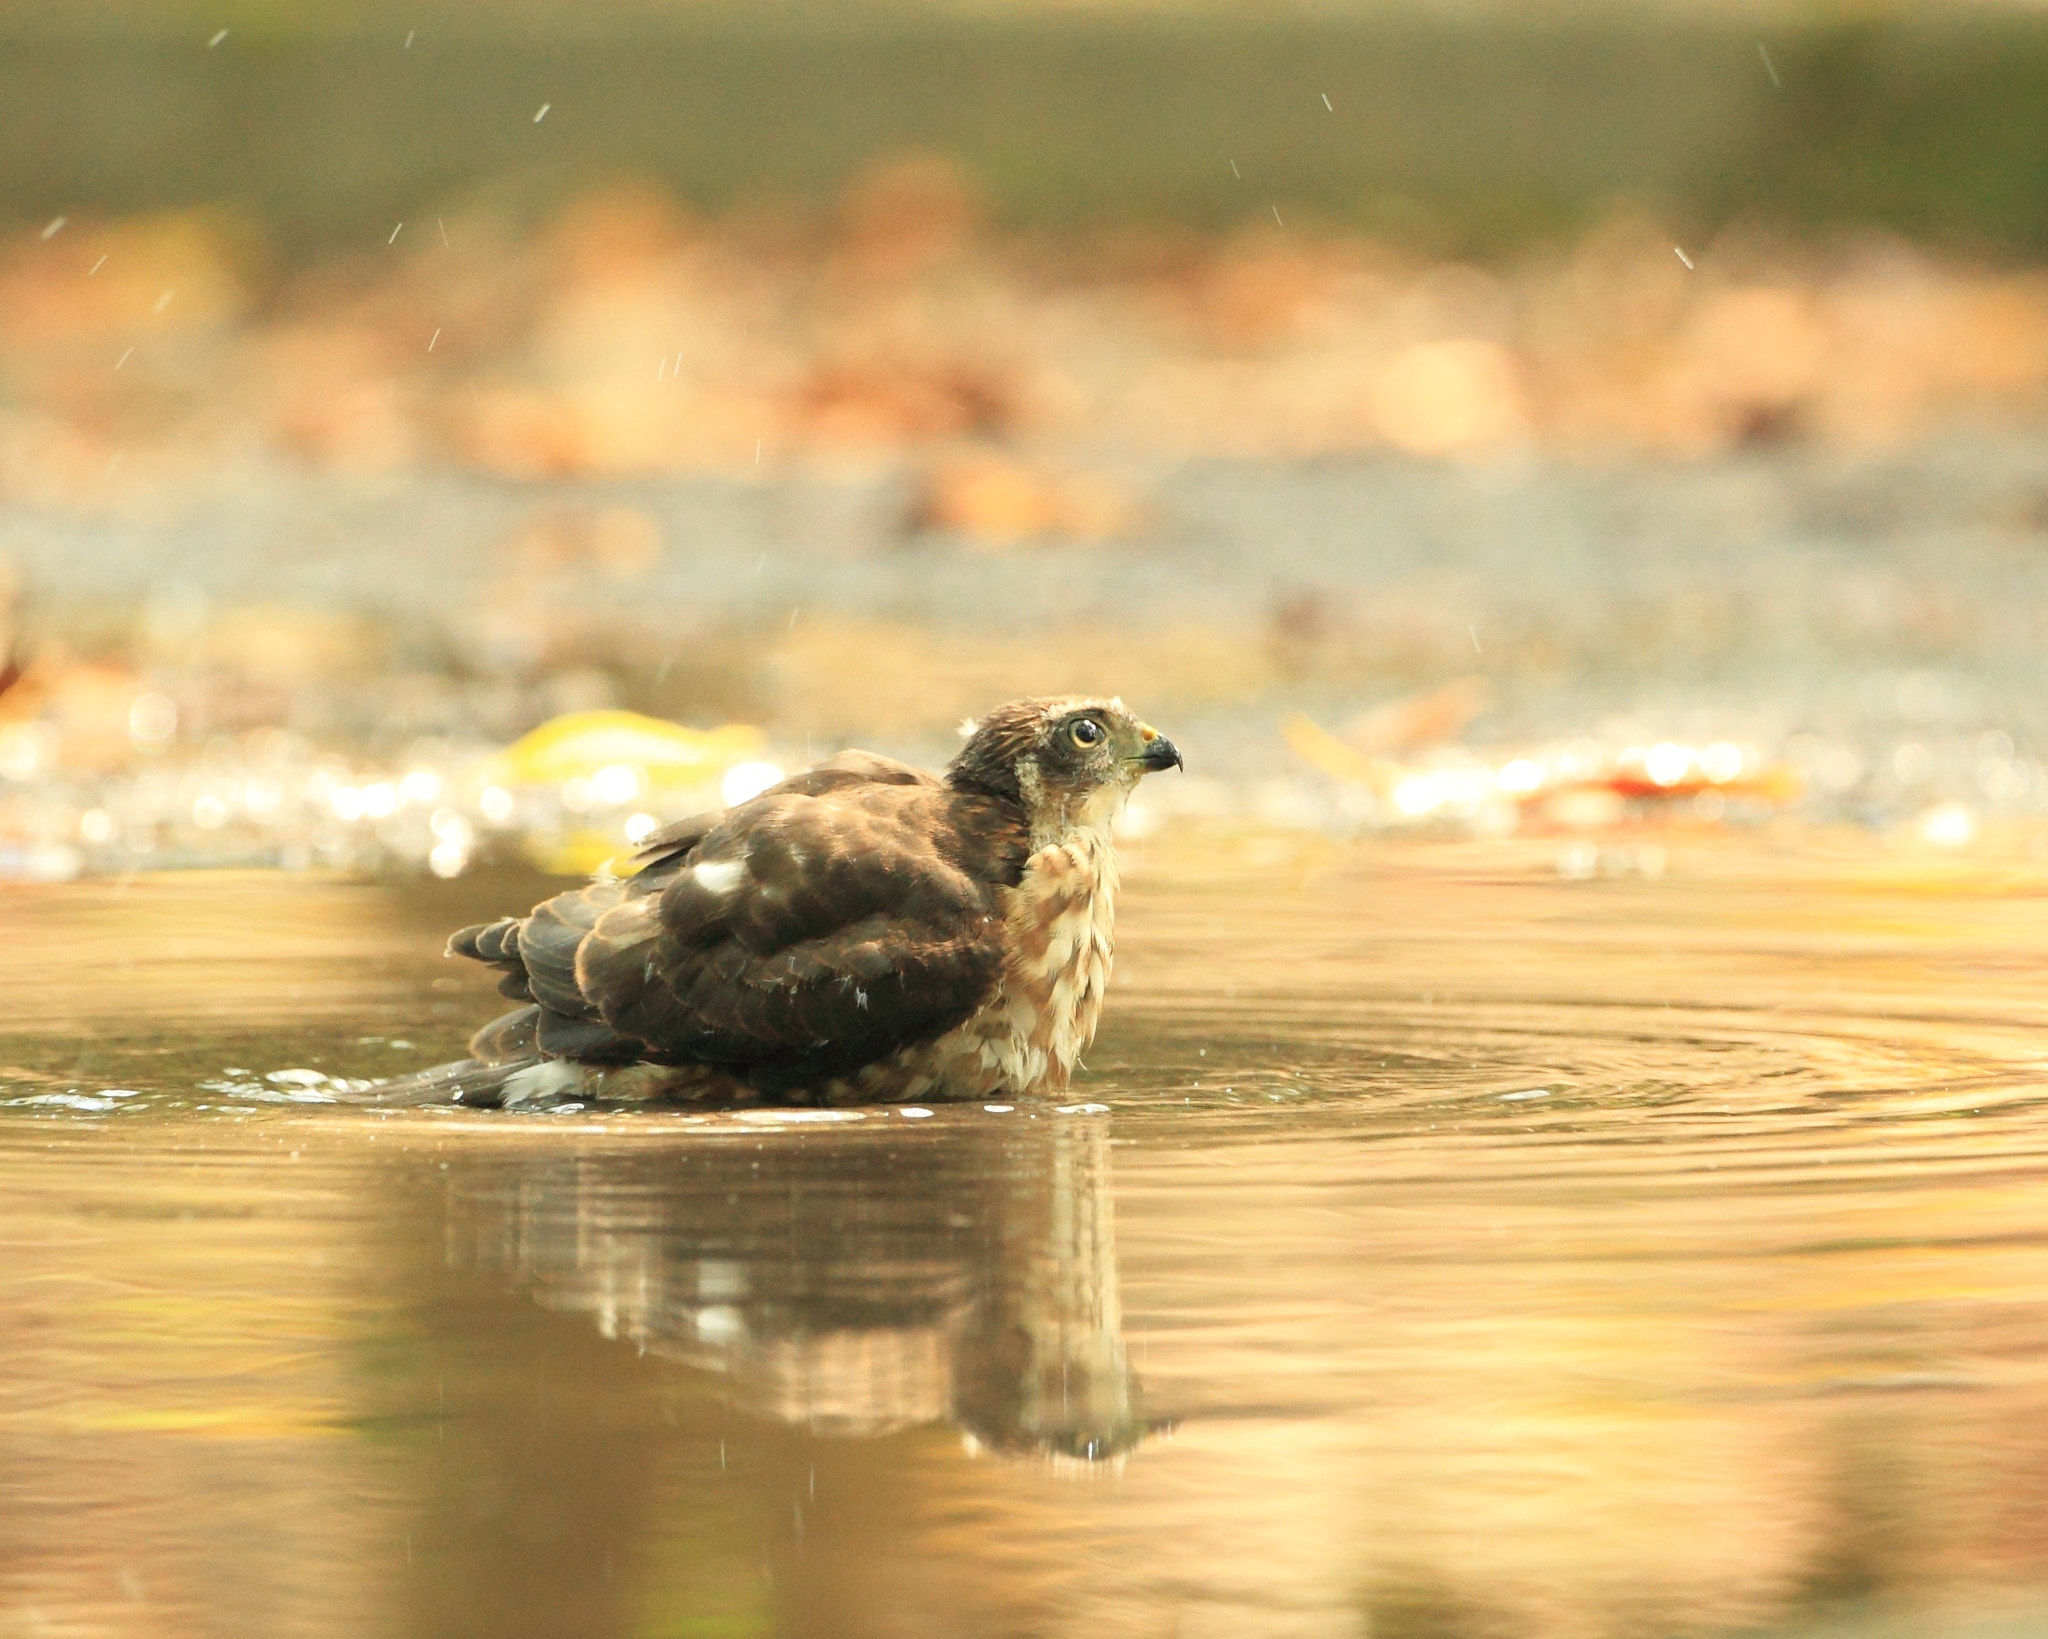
[690,858,747,897]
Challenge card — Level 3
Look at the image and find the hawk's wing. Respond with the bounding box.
[626,750,940,873]
[450,754,1027,1093]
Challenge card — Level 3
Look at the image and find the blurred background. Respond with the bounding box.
[7,0,2048,876]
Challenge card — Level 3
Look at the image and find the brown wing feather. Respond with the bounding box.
[582,779,1024,1090]
[448,753,1026,1093]
[449,877,644,1058]
[627,751,937,874]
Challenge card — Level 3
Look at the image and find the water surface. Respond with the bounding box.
[5,841,2048,1638]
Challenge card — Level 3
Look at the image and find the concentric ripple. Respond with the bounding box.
[6,849,2048,1639]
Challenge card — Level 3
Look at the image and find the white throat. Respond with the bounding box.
[1017,758,1137,850]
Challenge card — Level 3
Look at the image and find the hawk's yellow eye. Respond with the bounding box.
[1069,718,1105,748]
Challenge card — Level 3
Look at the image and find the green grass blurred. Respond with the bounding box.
[4,6,2048,261]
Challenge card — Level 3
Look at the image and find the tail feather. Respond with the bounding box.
[367,1055,589,1109]
[472,1003,541,1062]
[364,1057,530,1107]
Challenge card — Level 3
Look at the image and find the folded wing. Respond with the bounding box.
[448,754,1026,1092]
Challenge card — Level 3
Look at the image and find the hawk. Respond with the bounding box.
[389,697,1181,1108]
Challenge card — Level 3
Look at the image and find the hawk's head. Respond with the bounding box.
[947,696,1182,837]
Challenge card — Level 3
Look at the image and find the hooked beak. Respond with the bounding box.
[1133,727,1183,773]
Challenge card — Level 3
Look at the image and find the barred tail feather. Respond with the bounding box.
[364,1056,531,1107]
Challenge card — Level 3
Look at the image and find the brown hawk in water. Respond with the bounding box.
[387,697,1180,1108]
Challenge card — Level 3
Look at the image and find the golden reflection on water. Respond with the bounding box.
[4,839,2048,1637]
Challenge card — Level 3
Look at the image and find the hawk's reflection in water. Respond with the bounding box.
[441,1115,1157,1461]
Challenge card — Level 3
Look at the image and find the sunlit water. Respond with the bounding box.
[5,840,2048,1638]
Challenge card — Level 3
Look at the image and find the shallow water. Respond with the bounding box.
[5,841,2048,1638]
